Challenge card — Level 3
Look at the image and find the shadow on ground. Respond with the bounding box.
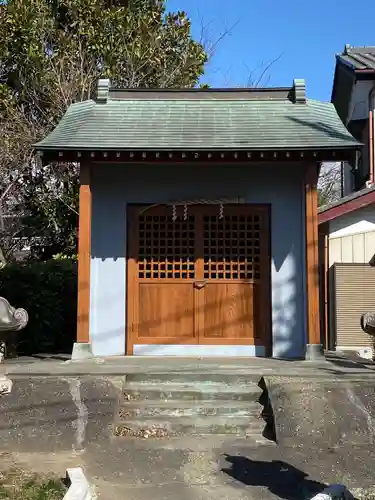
[222,454,326,500]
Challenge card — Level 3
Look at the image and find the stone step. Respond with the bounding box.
[126,372,262,385]
[114,434,276,449]
[118,400,262,419]
[123,382,262,402]
[114,415,265,437]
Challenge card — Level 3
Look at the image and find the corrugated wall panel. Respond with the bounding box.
[353,233,365,262]
[340,235,354,262]
[329,238,342,266]
[365,232,375,262]
[329,230,375,265]
[334,263,375,348]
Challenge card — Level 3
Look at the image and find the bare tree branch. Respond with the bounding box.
[318,162,342,207]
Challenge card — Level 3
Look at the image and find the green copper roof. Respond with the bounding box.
[34,80,360,152]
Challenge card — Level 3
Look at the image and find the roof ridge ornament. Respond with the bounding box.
[293,78,306,104]
[97,78,111,103]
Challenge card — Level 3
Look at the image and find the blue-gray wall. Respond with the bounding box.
[89,163,307,358]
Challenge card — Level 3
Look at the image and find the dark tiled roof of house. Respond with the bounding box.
[318,184,375,225]
[34,79,361,152]
[338,45,375,71]
[319,184,375,214]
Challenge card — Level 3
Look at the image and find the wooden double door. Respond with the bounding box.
[127,204,271,354]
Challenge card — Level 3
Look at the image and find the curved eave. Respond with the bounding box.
[35,143,362,152]
[36,146,360,166]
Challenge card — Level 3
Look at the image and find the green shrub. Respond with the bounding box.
[0,471,66,500]
[0,260,77,355]
[53,252,78,262]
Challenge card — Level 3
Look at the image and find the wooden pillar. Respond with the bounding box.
[304,163,322,359]
[77,163,92,344]
[324,233,329,350]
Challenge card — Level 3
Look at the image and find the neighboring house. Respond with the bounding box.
[34,78,359,360]
[331,44,375,195]
[319,45,375,357]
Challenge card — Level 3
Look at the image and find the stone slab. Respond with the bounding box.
[84,435,375,499]
[0,375,12,393]
[265,376,375,448]
[114,416,264,436]
[123,382,262,402]
[126,372,264,384]
[0,376,121,453]
[64,467,94,500]
[118,400,261,418]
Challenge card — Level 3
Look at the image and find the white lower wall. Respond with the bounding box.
[133,345,266,357]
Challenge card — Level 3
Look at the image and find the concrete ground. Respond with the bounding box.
[2,350,375,377]
[1,352,375,499]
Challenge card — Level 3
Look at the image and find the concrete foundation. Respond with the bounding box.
[305,344,324,361]
[71,342,93,360]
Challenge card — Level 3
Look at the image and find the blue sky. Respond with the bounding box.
[167,0,375,101]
